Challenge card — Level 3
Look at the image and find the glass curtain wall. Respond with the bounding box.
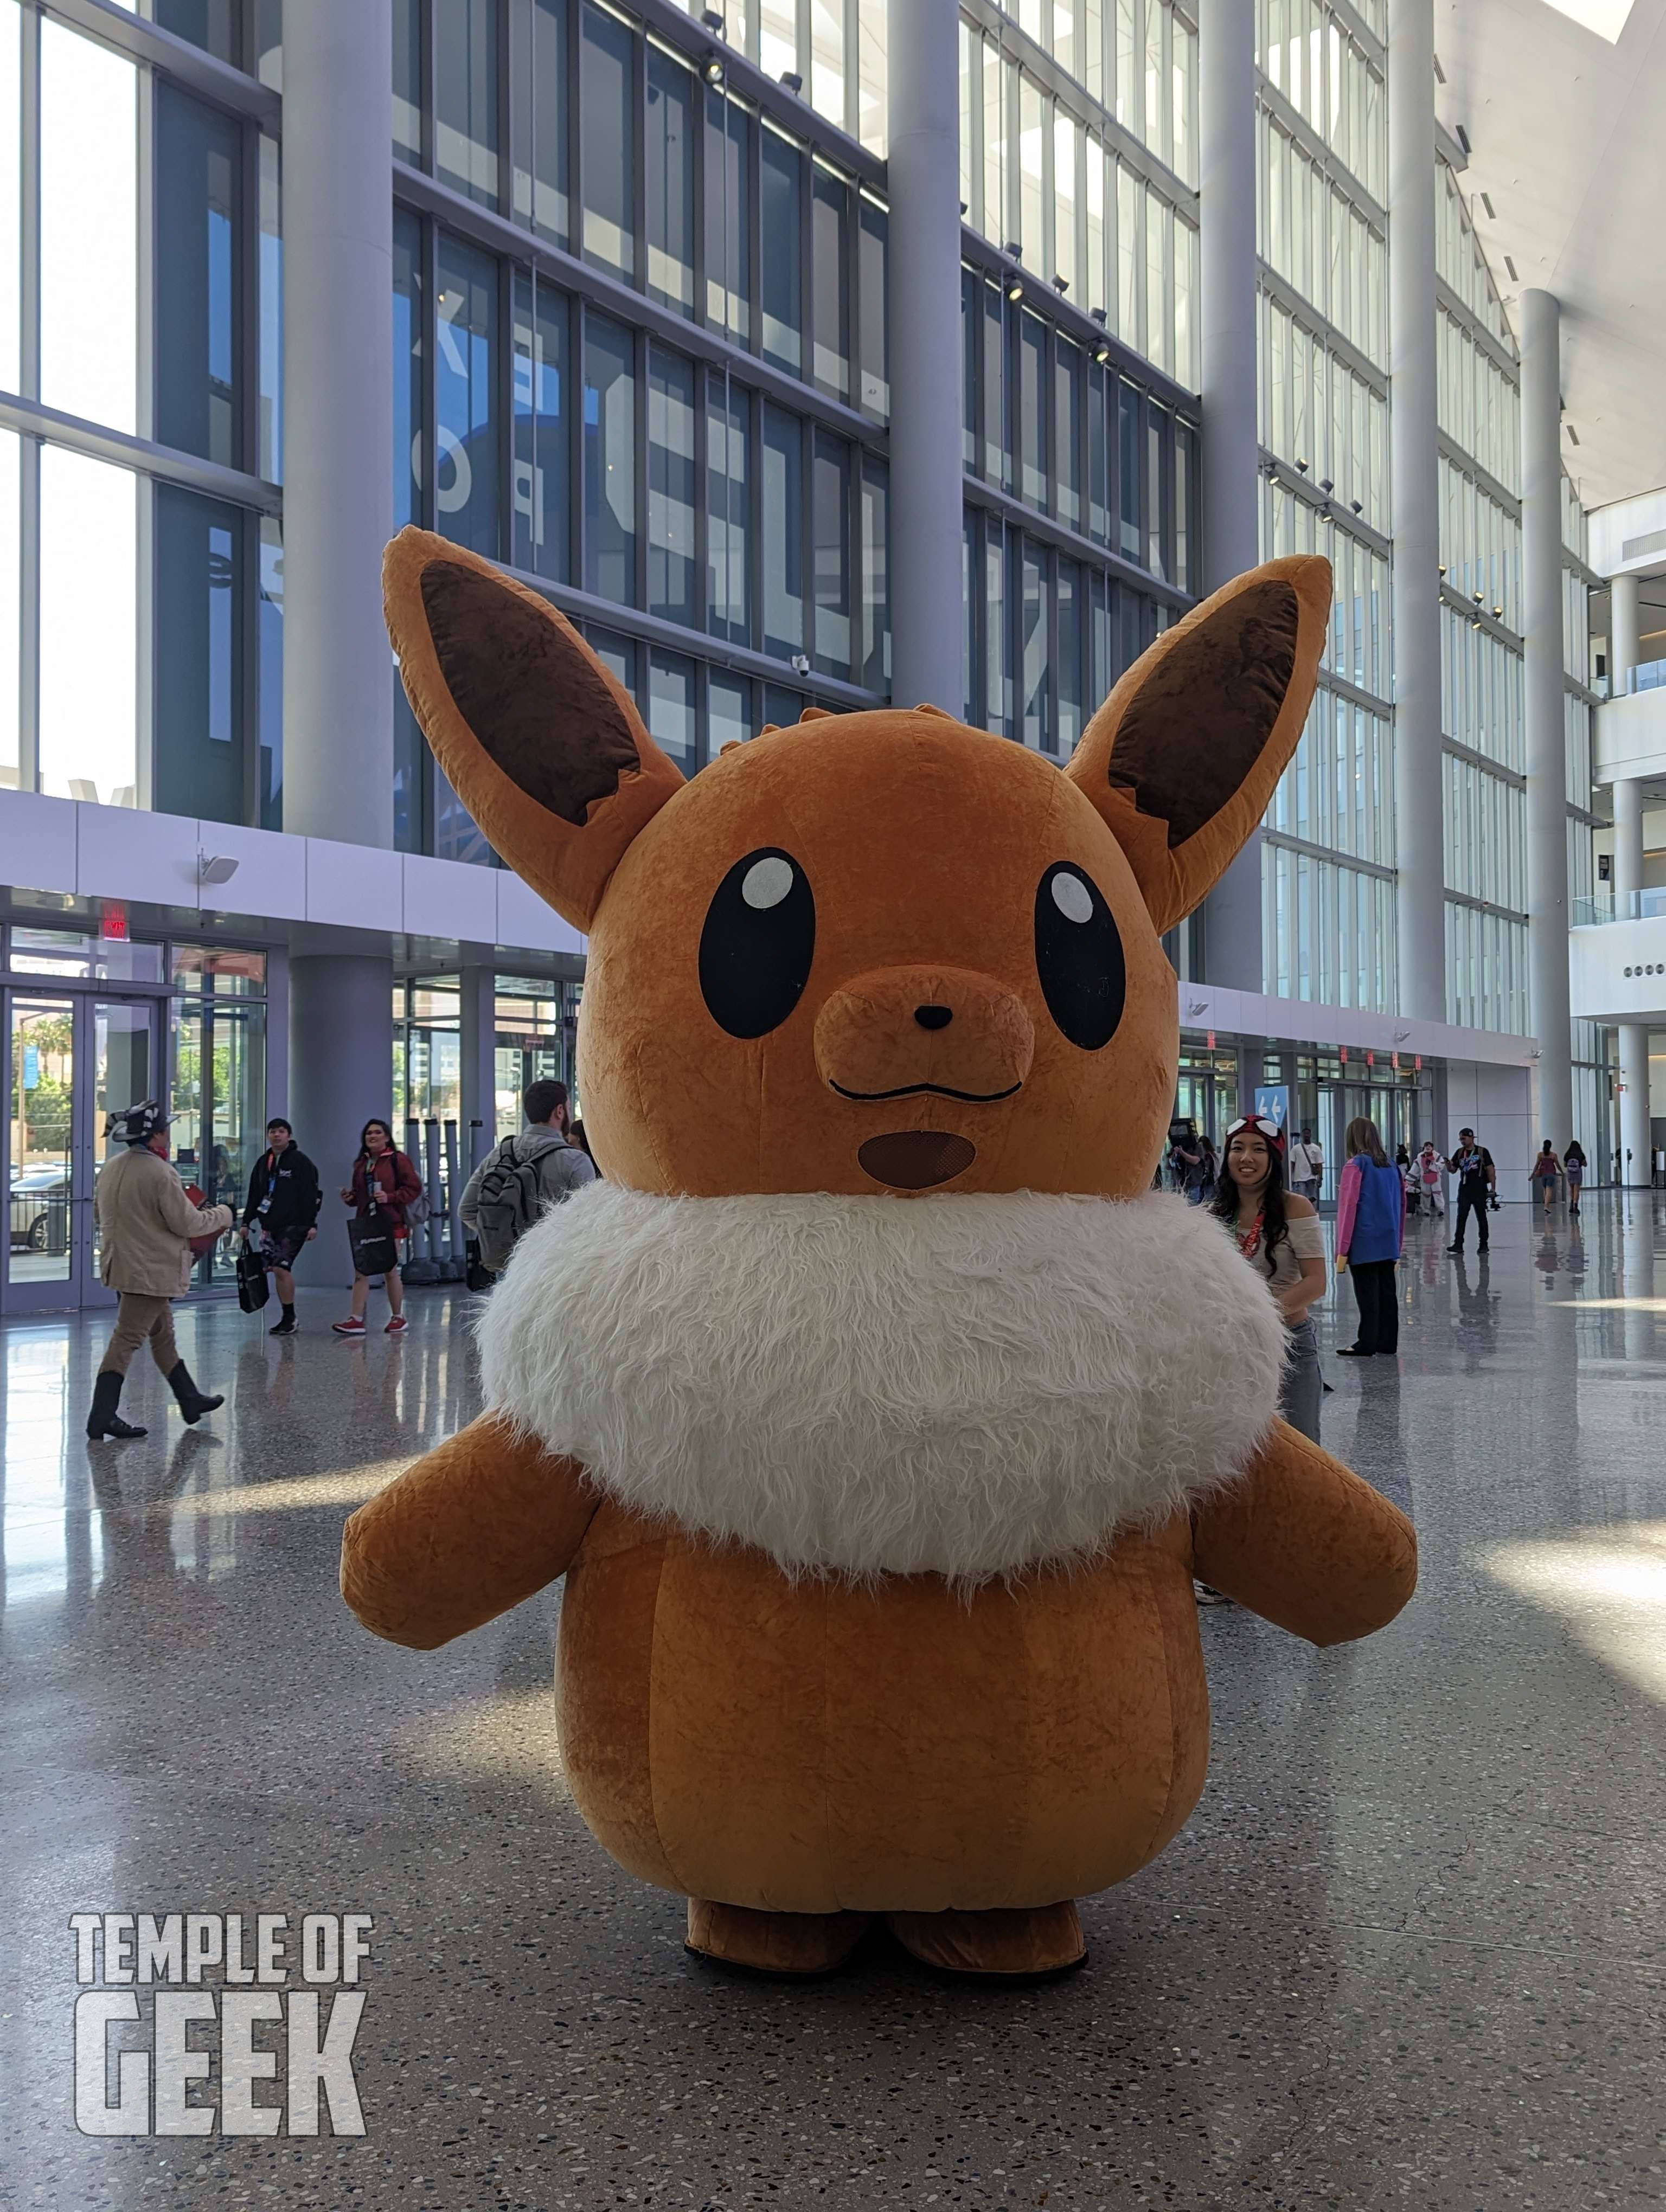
[0,10,280,829]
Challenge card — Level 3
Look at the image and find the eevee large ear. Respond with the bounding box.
[383,528,685,929]
[1064,556,1331,935]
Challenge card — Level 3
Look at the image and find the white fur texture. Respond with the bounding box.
[479,1184,1287,1584]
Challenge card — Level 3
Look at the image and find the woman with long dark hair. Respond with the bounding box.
[1334,1116,1404,1357]
[335,1117,423,1336]
[1564,1139,1586,1217]
[1212,1116,1327,1441]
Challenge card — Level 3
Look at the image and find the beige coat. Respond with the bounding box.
[97,1144,233,1297]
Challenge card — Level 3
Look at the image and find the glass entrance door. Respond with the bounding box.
[4,992,163,1313]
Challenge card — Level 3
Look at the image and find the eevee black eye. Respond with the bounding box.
[699,848,817,1039]
[1034,864,1126,1051]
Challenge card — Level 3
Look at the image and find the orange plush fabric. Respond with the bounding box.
[342,528,1417,1970]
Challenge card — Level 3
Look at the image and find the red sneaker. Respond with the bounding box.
[331,1317,366,1336]
[385,1315,408,1334]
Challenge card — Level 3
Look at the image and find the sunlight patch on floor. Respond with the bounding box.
[164,1461,413,1517]
[1484,1520,1666,1702]
[395,1688,571,1799]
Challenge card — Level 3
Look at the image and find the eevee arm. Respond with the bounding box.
[341,1413,600,1649]
[1190,1419,1417,1647]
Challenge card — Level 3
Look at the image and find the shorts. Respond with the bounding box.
[255,1226,308,1270]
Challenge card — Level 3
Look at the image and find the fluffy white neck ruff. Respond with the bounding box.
[478,1183,1286,1585]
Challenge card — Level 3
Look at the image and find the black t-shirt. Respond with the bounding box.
[1452,1144,1493,1194]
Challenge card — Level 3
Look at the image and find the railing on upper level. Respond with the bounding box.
[1610,658,1666,698]
[1572,888,1666,927]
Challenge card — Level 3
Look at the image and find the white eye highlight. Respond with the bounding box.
[1050,870,1094,925]
[741,856,795,910]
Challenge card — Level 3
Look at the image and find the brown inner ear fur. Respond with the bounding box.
[420,560,640,827]
[1105,578,1298,848]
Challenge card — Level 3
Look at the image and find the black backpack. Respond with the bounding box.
[471,1139,547,1275]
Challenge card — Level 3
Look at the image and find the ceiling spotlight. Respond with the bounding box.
[1092,341,1111,365]
[1318,477,1334,494]
[701,48,725,82]
[1003,241,1023,259]
[1438,563,1447,577]
[1492,605,1503,618]
[1052,273,1069,293]
[1350,499,1363,514]
[779,69,803,91]
[1469,615,1482,629]
[1472,590,1484,604]
[959,200,968,215]
[1295,457,1309,474]
[1091,306,1108,326]
[701,7,725,28]
[1005,276,1024,302]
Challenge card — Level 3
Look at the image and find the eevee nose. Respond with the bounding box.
[816,968,1034,1103]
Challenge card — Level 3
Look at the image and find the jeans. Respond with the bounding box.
[1292,1177,1319,1206]
[1279,1317,1322,1442]
[1452,1185,1489,1250]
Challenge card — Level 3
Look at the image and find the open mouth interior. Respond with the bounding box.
[856,1132,978,1190]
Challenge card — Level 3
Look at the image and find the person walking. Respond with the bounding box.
[1534,1139,1562,1216]
[334,1118,423,1336]
[1415,1140,1445,1219]
[1445,1128,1496,1254]
[1287,1124,1324,1205]
[1170,1123,1203,1202]
[460,1078,598,1278]
[239,1117,322,1336]
[1334,1116,1404,1359]
[1196,1133,1219,1204]
[1212,1115,1328,1441]
[1564,1140,1586,1217]
[86,1101,233,1439]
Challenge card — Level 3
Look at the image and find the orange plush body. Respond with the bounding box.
[342,531,1416,1979]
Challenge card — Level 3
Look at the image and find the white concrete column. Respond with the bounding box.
[1197,0,1264,991]
[289,954,396,1288]
[1609,571,1652,1181]
[1388,0,1445,1020]
[459,963,499,1170]
[1519,289,1573,1150]
[886,0,963,713]
[282,0,394,847]
[1611,570,1641,693]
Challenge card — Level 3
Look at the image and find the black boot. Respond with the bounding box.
[87,1371,147,1441]
[166,1362,224,1425]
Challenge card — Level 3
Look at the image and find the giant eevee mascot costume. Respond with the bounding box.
[343,532,1415,1980]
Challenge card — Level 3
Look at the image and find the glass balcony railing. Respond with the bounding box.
[1572,889,1666,926]
[1610,658,1666,698]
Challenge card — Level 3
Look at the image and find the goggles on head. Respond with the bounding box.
[1225,1115,1285,1150]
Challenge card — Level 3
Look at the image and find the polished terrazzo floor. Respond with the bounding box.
[2,1192,1664,2210]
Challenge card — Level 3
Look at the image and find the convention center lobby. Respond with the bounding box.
[2,1195,1663,2205]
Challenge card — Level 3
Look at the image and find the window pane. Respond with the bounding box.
[985,524,1009,737]
[512,271,568,580]
[155,485,240,825]
[40,22,136,434]
[39,446,136,806]
[1087,361,1108,544]
[512,0,569,242]
[1055,336,1081,532]
[393,0,422,163]
[0,0,17,394]
[394,678,423,851]
[582,2,636,279]
[157,0,238,65]
[434,760,494,865]
[436,235,499,557]
[259,136,282,482]
[1017,311,1047,509]
[1147,400,1166,578]
[586,623,637,699]
[435,0,500,207]
[258,515,281,829]
[0,428,18,786]
[156,85,240,468]
[710,671,750,751]
[1118,379,1141,561]
[812,432,851,678]
[704,91,751,344]
[764,681,805,729]
[1175,419,1196,594]
[648,649,697,774]
[648,346,696,626]
[811,166,850,400]
[858,198,888,416]
[761,127,803,374]
[761,403,804,659]
[584,313,637,605]
[646,44,695,315]
[984,281,1007,489]
[1021,542,1049,751]
[706,375,751,646]
[1057,556,1082,755]
[861,456,889,696]
[392,209,424,529]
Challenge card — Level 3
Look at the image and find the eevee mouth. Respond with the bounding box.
[831,1080,1022,1104]
[857,1132,978,1189]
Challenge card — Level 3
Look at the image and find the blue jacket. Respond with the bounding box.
[1338,1155,1404,1266]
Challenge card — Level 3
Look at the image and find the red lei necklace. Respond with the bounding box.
[1237,1210,1264,1261]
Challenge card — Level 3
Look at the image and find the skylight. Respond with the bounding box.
[1542,0,1637,40]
